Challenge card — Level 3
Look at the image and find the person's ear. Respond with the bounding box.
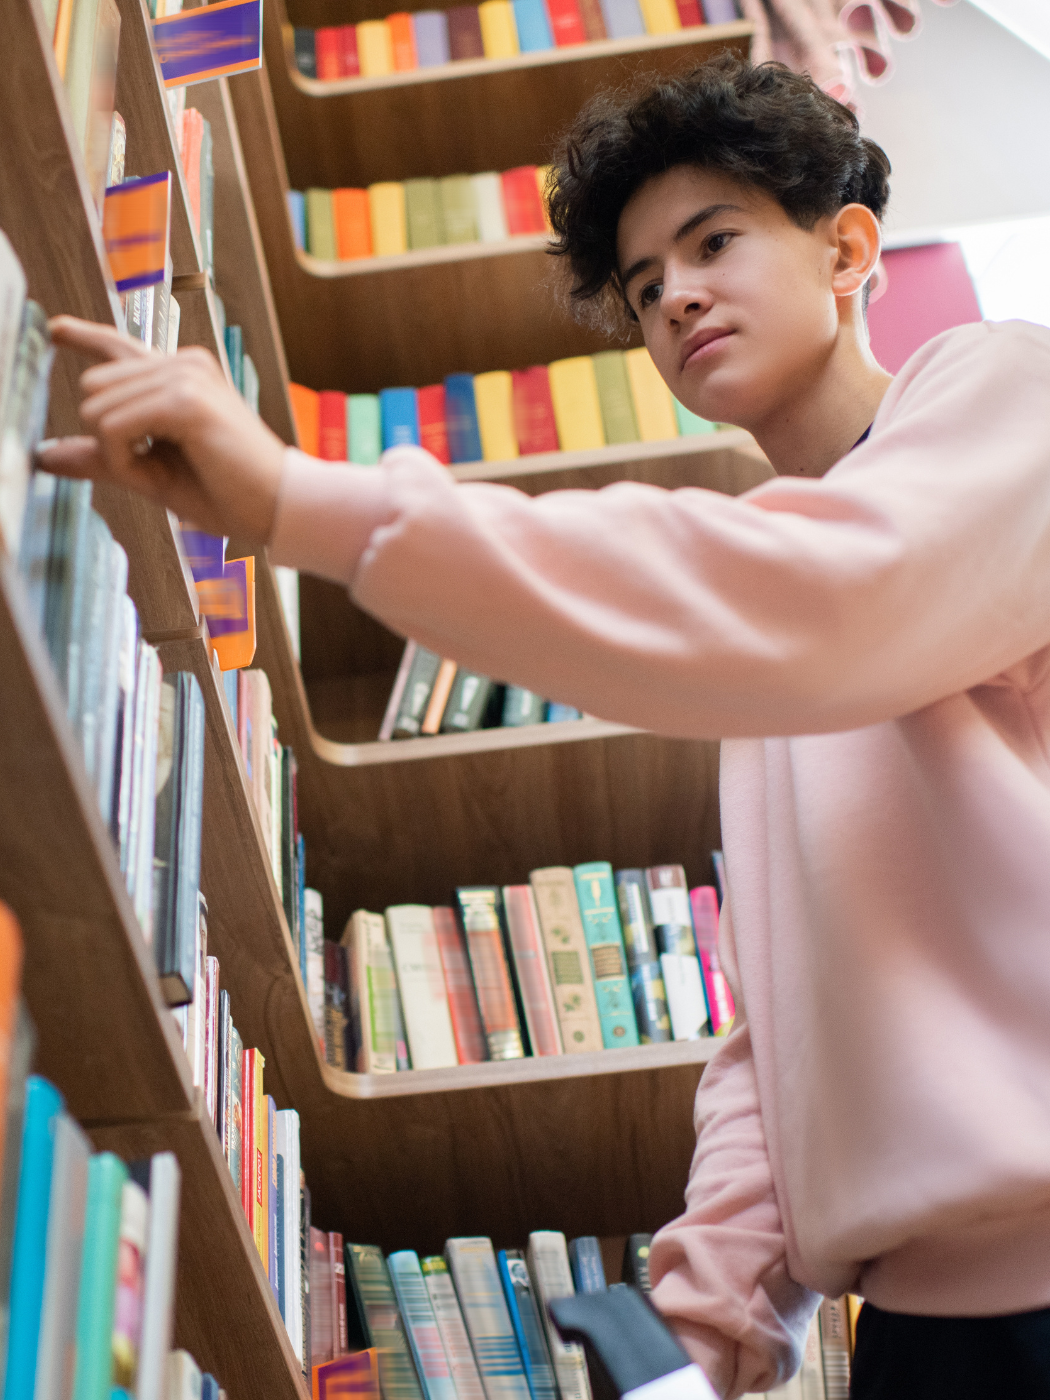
[830,203,882,300]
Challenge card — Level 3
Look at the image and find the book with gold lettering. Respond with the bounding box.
[527,869,603,1053]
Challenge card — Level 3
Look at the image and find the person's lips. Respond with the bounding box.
[680,327,735,371]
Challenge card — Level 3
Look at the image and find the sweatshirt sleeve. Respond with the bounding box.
[648,902,817,1400]
[269,322,1050,738]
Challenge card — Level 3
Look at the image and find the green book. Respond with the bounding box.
[439,671,493,733]
[438,175,477,244]
[345,1244,423,1400]
[673,398,716,436]
[591,352,639,446]
[72,1153,127,1400]
[347,394,382,465]
[572,862,640,1049]
[405,179,446,250]
[304,188,336,260]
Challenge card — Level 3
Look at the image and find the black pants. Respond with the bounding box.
[851,1301,1050,1398]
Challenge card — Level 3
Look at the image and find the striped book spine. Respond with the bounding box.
[388,1252,458,1400]
[345,1244,423,1400]
[501,886,562,1056]
[420,1258,486,1400]
[572,863,639,1048]
[444,1238,531,1400]
[496,1250,558,1400]
[524,1233,590,1400]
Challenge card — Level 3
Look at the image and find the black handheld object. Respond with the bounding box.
[548,1287,693,1400]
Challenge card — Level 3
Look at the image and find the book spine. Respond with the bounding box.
[324,940,350,1070]
[454,889,524,1060]
[73,1152,129,1400]
[689,886,735,1035]
[376,640,416,739]
[444,1239,530,1400]
[274,1139,286,1324]
[310,1227,333,1364]
[345,1244,422,1400]
[254,1052,267,1268]
[496,1251,558,1400]
[137,1153,180,1400]
[268,1096,279,1302]
[528,869,603,1053]
[241,1047,254,1227]
[567,1237,606,1293]
[572,863,639,1048]
[300,1176,311,1379]
[330,1231,347,1354]
[614,870,671,1044]
[431,907,487,1065]
[228,1026,243,1192]
[31,1109,90,1400]
[648,866,710,1040]
[501,887,562,1056]
[420,1258,486,1400]
[385,906,458,1070]
[621,1234,652,1293]
[346,910,404,1073]
[388,1252,458,1400]
[818,1298,851,1400]
[525,1233,589,1400]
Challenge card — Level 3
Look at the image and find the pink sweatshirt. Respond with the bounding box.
[270,321,1050,1398]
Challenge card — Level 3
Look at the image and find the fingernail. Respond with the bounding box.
[35,438,58,455]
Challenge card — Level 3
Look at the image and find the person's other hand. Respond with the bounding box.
[38,316,287,544]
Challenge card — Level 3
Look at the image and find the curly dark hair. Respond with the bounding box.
[546,53,891,325]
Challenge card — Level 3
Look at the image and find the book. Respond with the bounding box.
[799,1314,827,1400]
[512,0,554,49]
[104,174,171,296]
[324,941,352,1070]
[675,0,701,21]
[511,368,559,456]
[0,1005,34,1377]
[673,398,716,437]
[154,673,205,1006]
[342,910,408,1073]
[65,0,120,212]
[614,870,672,1044]
[548,358,605,451]
[544,0,587,44]
[305,889,327,1052]
[501,687,545,726]
[388,11,418,67]
[344,1244,423,1400]
[72,1152,127,1400]
[572,863,639,1048]
[624,347,678,440]
[0,303,53,552]
[689,886,734,1035]
[134,1153,180,1400]
[591,352,640,445]
[348,395,382,465]
[306,189,338,260]
[276,1109,303,1361]
[228,1024,244,1193]
[528,868,604,1053]
[152,2,263,85]
[447,6,485,57]
[638,0,680,29]
[621,1233,651,1292]
[479,0,519,55]
[453,888,524,1060]
[166,1353,201,1400]
[111,1180,149,1388]
[281,750,298,952]
[310,1227,334,1365]
[577,0,607,38]
[288,191,306,250]
[431,908,487,1065]
[524,1233,589,1400]
[413,10,451,65]
[420,1258,486,1400]
[417,384,451,465]
[647,866,709,1040]
[0,234,27,443]
[818,1298,850,1400]
[225,324,243,397]
[312,1352,381,1400]
[470,174,508,242]
[567,1238,606,1294]
[444,1239,530,1400]
[439,671,492,732]
[338,24,360,74]
[357,19,394,74]
[382,644,442,740]
[385,906,458,1070]
[405,180,446,250]
[34,1113,90,1400]
[380,388,420,449]
[387,1252,458,1400]
[270,1101,281,1304]
[474,371,518,462]
[501,887,562,1056]
[496,1251,558,1400]
[301,1175,312,1378]
[319,390,348,460]
[289,384,320,456]
[438,176,477,244]
[330,1231,348,1353]
[294,27,316,75]
[314,26,342,78]
[242,1045,256,1227]
[444,375,483,464]
[253,1050,268,1268]
[701,0,739,16]
[368,183,407,256]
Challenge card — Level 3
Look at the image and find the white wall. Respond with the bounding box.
[857,0,1050,243]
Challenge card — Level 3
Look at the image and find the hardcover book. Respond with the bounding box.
[431,908,487,1065]
[385,905,458,1069]
[528,868,603,1053]
[567,1238,606,1294]
[439,671,493,732]
[524,1233,590,1400]
[444,1239,530,1400]
[413,10,451,64]
[501,687,546,726]
[405,179,446,250]
[72,1152,128,1400]
[624,347,678,440]
[34,1113,90,1400]
[511,0,553,49]
[543,0,587,43]
[453,888,524,1060]
[294,27,316,75]
[307,188,337,259]
[420,1258,486,1400]
[511,368,559,456]
[417,385,451,464]
[501,887,562,1056]
[387,1252,458,1400]
[638,0,680,29]
[496,1250,558,1400]
[647,866,710,1040]
[447,5,485,57]
[614,870,672,1043]
[438,176,477,243]
[388,11,418,67]
[444,374,483,464]
[314,26,341,77]
[338,24,361,75]
[572,863,640,1048]
[345,1244,423,1400]
[357,19,394,74]
[478,0,519,55]
[324,940,352,1070]
[310,1227,334,1364]
[342,910,409,1073]
[470,174,508,242]
[387,645,442,740]
[348,394,383,465]
[134,1154,181,1400]
[474,371,518,462]
[689,886,735,1035]
[548,358,605,451]
[368,183,408,256]
[591,352,640,446]
[380,387,420,450]
[319,390,348,459]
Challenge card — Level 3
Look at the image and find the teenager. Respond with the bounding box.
[42,55,1050,1400]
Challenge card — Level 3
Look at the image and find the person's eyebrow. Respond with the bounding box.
[620,204,745,294]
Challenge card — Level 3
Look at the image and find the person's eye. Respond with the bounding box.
[704,231,734,256]
[638,281,662,310]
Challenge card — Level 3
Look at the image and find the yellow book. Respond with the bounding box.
[252,1050,267,1264]
[548,357,605,452]
[639,0,680,32]
[473,371,518,462]
[357,19,394,75]
[367,182,407,256]
[624,347,678,441]
[478,0,519,56]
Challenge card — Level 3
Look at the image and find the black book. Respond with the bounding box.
[294,27,316,77]
[621,1234,652,1294]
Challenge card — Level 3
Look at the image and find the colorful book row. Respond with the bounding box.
[292,0,742,80]
[321,861,736,1075]
[288,165,550,261]
[289,348,718,470]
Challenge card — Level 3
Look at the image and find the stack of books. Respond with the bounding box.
[292,0,742,79]
[288,164,550,260]
[320,860,736,1073]
[289,347,718,467]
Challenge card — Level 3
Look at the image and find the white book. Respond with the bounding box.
[799,1312,827,1400]
[274,567,300,662]
[166,1351,201,1400]
[133,644,163,939]
[422,1258,486,1400]
[95,538,128,824]
[385,905,457,1070]
[34,1114,90,1400]
[342,909,399,1074]
[817,1300,850,1400]
[203,954,219,1123]
[304,889,325,1050]
[525,1233,591,1400]
[444,1238,530,1400]
[471,174,508,242]
[166,297,181,355]
[660,952,708,1042]
[64,0,103,151]
[125,640,152,909]
[241,352,260,414]
[138,1154,181,1400]
[275,1108,302,1361]
[114,596,140,857]
[0,232,26,441]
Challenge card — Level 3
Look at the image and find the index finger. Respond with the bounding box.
[48,315,152,364]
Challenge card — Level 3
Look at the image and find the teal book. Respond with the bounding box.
[344,1244,423,1400]
[224,325,243,395]
[496,1250,557,1400]
[614,870,671,1044]
[379,388,420,451]
[444,1238,530,1400]
[347,395,382,465]
[571,863,639,1048]
[501,687,545,727]
[387,1252,458,1400]
[72,1154,127,1400]
[17,471,56,635]
[4,1076,64,1400]
[76,512,113,782]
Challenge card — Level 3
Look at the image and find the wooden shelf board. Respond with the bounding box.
[451,426,757,482]
[322,1036,719,1098]
[296,232,550,280]
[284,20,754,96]
[311,716,638,769]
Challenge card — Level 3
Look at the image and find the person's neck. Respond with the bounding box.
[747,325,894,478]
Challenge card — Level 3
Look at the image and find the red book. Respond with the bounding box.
[689,886,736,1034]
[315,26,342,79]
[310,1227,334,1364]
[675,0,701,21]
[447,5,485,57]
[241,1048,255,1227]
[501,167,547,235]
[318,390,348,460]
[329,1232,347,1354]
[417,383,450,464]
[337,24,360,75]
[544,0,587,44]
[432,906,487,1064]
[578,0,607,38]
[512,367,559,455]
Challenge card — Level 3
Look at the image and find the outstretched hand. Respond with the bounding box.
[38,316,287,544]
